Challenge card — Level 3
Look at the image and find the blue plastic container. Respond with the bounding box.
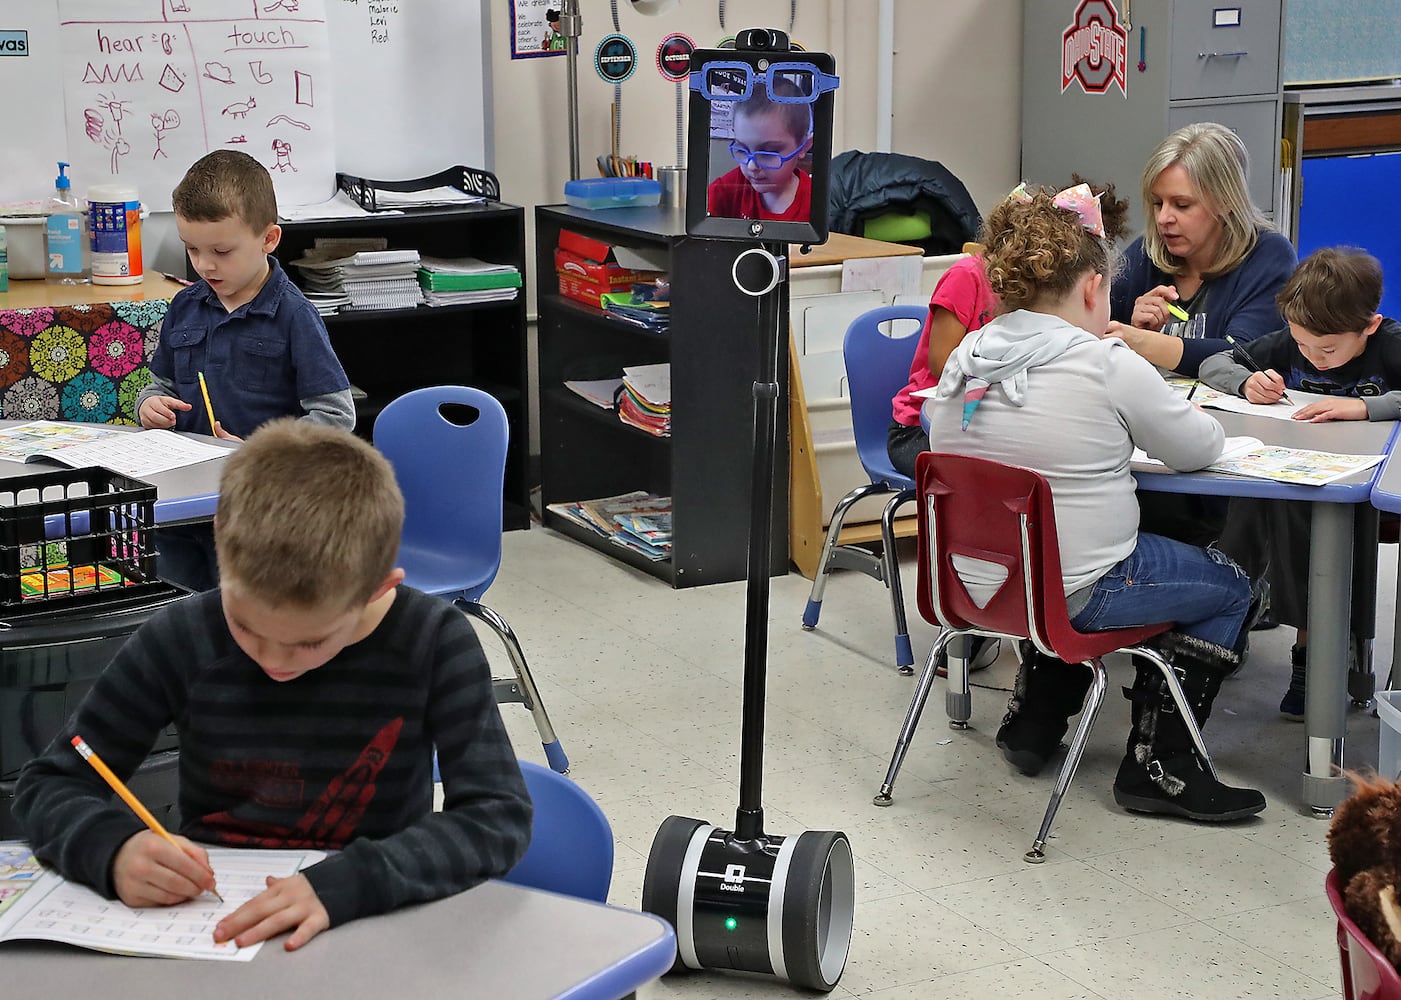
[565,177,662,210]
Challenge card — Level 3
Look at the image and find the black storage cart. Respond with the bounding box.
[0,467,187,837]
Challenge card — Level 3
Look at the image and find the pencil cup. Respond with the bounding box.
[658,166,686,210]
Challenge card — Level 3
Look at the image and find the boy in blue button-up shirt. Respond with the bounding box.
[137,150,355,590]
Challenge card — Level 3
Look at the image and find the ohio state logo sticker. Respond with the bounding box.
[1061,0,1128,97]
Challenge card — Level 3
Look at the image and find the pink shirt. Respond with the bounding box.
[890,255,997,426]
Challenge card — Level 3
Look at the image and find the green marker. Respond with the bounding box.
[1165,301,1190,322]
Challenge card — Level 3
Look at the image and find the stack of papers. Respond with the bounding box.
[618,363,671,437]
[289,240,424,313]
[417,256,522,307]
[366,185,484,209]
[546,491,673,561]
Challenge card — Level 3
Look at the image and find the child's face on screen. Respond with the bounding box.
[732,108,807,198]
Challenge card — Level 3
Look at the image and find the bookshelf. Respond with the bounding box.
[273,204,531,530]
[535,205,787,588]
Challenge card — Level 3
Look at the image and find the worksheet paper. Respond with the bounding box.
[0,845,323,961]
[0,423,230,477]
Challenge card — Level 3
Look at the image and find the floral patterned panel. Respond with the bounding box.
[0,300,161,424]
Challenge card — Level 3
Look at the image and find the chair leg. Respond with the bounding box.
[802,483,893,630]
[943,632,973,728]
[874,630,957,806]
[880,488,916,674]
[455,598,569,774]
[1132,645,1217,781]
[1025,657,1109,863]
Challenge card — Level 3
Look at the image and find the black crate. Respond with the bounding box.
[0,466,165,617]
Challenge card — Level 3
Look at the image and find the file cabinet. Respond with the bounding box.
[1021,0,1285,230]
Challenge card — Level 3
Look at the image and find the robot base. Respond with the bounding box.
[642,816,855,992]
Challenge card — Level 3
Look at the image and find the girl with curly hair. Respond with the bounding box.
[925,183,1265,822]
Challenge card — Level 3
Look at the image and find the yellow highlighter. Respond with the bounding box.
[1165,301,1190,322]
[197,371,218,434]
[71,735,223,902]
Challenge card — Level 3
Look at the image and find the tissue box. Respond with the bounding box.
[554,229,665,309]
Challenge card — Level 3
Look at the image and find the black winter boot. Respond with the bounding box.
[996,641,1093,777]
[1112,636,1265,822]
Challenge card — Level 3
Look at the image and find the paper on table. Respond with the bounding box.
[1131,436,1263,473]
[1195,386,1334,421]
[1209,447,1383,487]
[0,426,232,478]
[0,846,324,961]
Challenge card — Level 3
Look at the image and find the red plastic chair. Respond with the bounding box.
[1329,868,1401,1000]
[873,453,1219,862]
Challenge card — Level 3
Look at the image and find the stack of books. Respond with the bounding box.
[289,240,425,313]
[618,363,670,437]
[546,491,673,561]
[417,256,522,306]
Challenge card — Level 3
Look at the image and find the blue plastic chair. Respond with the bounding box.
[375,386,568,773]
[802,305,927,674]
[502,760,615,902]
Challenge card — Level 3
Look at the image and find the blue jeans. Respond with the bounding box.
[1069,532,1251,652]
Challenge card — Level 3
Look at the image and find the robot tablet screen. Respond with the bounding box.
[685,29,837,244]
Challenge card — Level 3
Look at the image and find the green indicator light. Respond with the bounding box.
[724,917,738,931]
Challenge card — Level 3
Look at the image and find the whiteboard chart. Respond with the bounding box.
[0,1,490,213]
[56,0,334,211]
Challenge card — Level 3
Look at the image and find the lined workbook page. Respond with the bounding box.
[0,846,323,961]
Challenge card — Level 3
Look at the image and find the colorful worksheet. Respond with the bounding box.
[0,845,323,961]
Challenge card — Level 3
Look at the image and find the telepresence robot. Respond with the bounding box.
[641,29,856,993]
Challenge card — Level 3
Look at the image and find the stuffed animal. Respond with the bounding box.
[1328,771,1401,968]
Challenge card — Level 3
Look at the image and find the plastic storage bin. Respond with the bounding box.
[564,177,662,210]
[0,467,186,836]
[0,216,46,279]
[1377,690,1401,781]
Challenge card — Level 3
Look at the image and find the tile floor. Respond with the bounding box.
[482,525,1394,999]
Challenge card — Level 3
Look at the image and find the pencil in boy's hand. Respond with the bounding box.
[70,735,223,903]
[197,371,219,434]
[1165,301,1190,322]
[1223,335,1295,405]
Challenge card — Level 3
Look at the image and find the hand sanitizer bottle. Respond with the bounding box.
[45,162,91,284]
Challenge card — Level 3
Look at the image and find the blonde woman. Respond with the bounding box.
[1107,122,1296,376]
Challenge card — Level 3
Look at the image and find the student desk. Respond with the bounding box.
[4,879,677,999]
[921,399,1396,813]
[0,420,234,525]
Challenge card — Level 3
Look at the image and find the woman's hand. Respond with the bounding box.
[1130,285,1182,332]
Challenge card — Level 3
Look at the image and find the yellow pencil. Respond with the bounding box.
[197,371,218,434]
[71,735,222,902]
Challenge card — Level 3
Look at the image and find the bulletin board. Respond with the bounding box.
[1285,0,1401,86]
[0,0,491,211]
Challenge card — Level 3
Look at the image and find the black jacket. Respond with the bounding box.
[827,150,981,254]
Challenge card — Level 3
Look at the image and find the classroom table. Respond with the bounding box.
[3,878,677,999]
[921,399,1397,813]
[0,420,234,525]
[1134,409,1395,813]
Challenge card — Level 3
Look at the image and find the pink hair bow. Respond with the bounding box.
[1008,181,1105,237]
